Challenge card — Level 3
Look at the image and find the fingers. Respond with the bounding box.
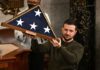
[57,38,61,44]
[52,39,58,44]
[51,38,61,48]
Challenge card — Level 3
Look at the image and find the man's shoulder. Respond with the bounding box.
[73,40,84,48]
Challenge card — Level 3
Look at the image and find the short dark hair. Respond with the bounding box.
[63,18,78,30]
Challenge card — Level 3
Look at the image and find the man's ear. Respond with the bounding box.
[75,30,77,35]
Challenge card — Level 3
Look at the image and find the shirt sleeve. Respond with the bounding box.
[59,45,84,64]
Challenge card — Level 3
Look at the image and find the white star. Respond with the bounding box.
[34,9,41,17]
[44,26,50,33]
[30,22,38,30]
[16,18,24,26]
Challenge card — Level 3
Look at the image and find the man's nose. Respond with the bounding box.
[66,31,70,34]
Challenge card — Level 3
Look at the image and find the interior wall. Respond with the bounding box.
[41,0,69,37]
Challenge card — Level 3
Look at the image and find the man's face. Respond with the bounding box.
[61,23,77,41]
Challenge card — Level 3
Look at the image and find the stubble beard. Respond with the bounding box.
[62,35,73,42]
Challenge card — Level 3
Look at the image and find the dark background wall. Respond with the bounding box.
[96,0,100,70]
[70,0,95,70]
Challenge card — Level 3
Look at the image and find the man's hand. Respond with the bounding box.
[51,38,61,48]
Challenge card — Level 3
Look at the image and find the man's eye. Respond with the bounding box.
[70,30,73,32]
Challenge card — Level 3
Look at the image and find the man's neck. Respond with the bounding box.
[62,36,74,43]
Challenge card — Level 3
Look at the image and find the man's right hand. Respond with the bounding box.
[50,38,61,48]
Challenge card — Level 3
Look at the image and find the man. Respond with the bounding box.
[26,18,84,70]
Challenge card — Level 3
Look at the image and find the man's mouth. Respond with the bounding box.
[63,35,72,41]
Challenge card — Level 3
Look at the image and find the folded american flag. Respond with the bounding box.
[1,5,56,40]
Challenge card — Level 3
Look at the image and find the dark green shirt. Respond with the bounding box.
[31,39,84,70]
